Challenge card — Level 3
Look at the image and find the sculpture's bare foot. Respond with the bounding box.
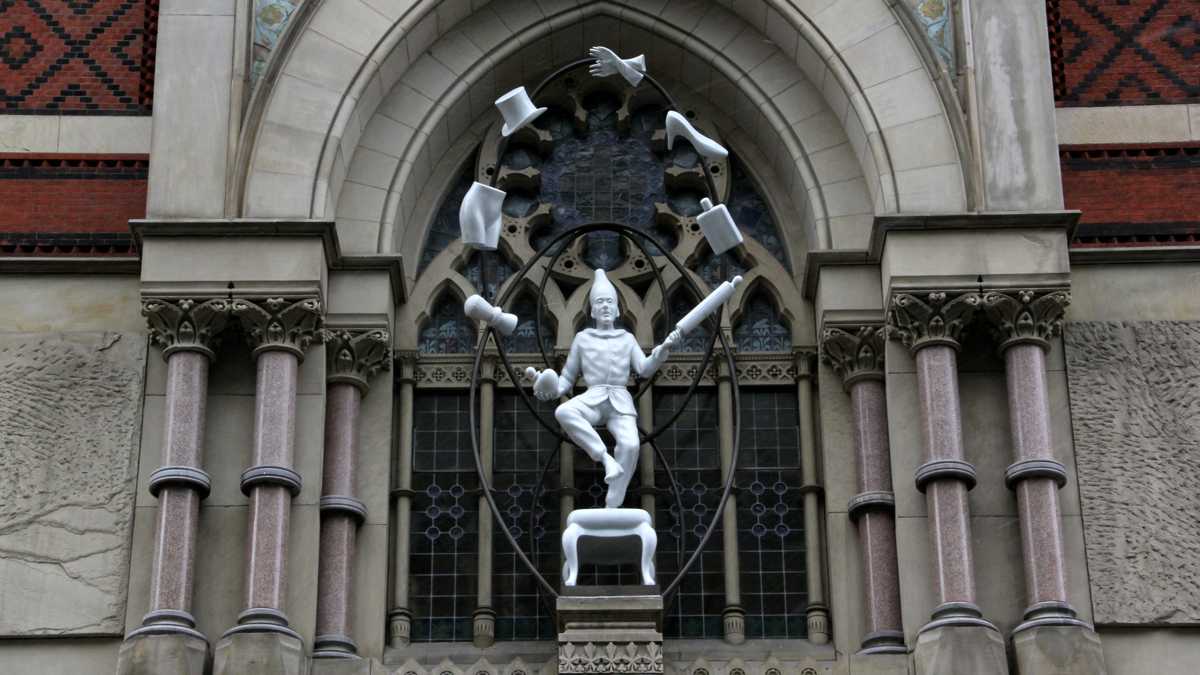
[603,455,624,484]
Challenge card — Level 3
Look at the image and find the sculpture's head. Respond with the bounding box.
[589,269,619,324]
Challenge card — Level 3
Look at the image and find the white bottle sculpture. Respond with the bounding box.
[588,45,647,87]
[696,197,744,255]
[494,86,546,137]
[665,110,728,160]
[459,182,506,250]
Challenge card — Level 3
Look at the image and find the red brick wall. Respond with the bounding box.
[1048,0,1199,106]
[0,0,157,113]
[1062,144,1200,245]
[0,154,145,254]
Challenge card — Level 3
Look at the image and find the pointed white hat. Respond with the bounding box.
[495,86,547,137]
[460,181,505,250]
[589,268,618,303]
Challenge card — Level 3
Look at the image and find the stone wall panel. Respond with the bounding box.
[1064,321,1200,624]
[0,331,146,635]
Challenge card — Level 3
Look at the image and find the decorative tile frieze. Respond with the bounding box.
[141,297,232,359]
[980,289,1070,351]
[321,328,391,391]
[887,290,982,352]
[231,296,322,358]
[559,641,663,674]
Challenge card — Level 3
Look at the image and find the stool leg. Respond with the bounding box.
[638,523,657,585]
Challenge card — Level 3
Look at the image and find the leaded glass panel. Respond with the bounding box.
[410,392,479,642]
[420,161,474,273]
[655,288,713,353]
[501,292,554,354]
[734,292,792,352]
[418,293,476,355]
[726,157,790,271]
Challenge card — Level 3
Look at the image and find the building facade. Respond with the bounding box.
[0,0,1197,673]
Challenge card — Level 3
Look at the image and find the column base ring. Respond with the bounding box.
[319,495,367,522]
[313,633,359,658]
[915,459,977,492]
[148,466,212,498]
[1005,459,1067,489]
[859,629,907,654]
[847,490,895,521]
[240,465,302,496]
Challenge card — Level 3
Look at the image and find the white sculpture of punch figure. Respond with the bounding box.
[531,269,680,508]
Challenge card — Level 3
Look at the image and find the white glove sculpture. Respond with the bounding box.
[588,45,646,87]
[463,294,518,335]
[665,110,728,160]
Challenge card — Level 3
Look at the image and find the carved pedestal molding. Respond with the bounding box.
[388,351,417,647]
[821,325,905,654]
[222,297,323,642]
[795,350,830,644]
[888,291,998,633]
[981,289,1092,636]
[127,298,231,643]
[313,328,391,659]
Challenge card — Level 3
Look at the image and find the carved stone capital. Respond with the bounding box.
[981,289,1070,352]
[321,328,391,392]
[231,297,323,359]
[394,350,418,385]
[887,291,982,353]
[142,297,232,360]
[821,325,885,388]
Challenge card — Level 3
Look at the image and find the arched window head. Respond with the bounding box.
[418,292,475,354]
[734,291,791,352]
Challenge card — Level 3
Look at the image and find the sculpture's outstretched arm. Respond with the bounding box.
[631,330,680,379]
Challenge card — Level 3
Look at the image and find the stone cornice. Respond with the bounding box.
[820,324,886,388]
[142,297,232,360]
[887,290,982,353]
[232,296,323,359]
[322,328,391,392]
[980,289,1070,352]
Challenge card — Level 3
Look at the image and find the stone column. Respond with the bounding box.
[981,290,1106,673]
[473,355,497,647]
[638,390,656,519]
[889,291,1006,673]
[312,329,391,659]
[119,298,230,674]
[716,358,745,644]
[218,297,322,648]
[388,352,417,648]
[821,326,905,654]
[795,351,830,644]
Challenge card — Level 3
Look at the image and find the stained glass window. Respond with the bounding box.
[410,392,479,642]
[501,292,554,354]
[655,287,713,353]
[734,292,792,352]
[493,394,561,641]
[418,292,476,354]
[726,157,790,271]
[736,389,807,639]
[420,161,474,273]
[460,251,517,303]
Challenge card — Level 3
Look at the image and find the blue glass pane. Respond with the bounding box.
[734,293,791,352]
[418,295,475,354]
[655,289,713,353]
[501,293,554,354]
[461,252,516,301]
[419,161,475,273]
[726,157,790,271]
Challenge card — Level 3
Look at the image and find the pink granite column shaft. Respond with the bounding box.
[847,377,904,652]
[314,382,366,657]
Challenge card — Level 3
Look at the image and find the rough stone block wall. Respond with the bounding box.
[1062,144,1200,245]
[0,0,157,114]
[1048,0,1199,106]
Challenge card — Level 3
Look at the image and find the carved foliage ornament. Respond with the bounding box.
[981,289,1070,351]
[887,291,982,352]
[321,328,392,391]
[558,641,663,674]
[232,297,323,358]
[142,297,232,359]
[821,325,885,387]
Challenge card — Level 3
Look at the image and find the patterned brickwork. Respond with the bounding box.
[1062,144,1200,246]
[1048,0,1199,106]
[0,0,157,113]
[0,154,146,246]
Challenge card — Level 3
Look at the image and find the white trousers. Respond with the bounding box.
[554,396,641,508]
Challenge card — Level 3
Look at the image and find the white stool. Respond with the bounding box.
[561,508,657,587]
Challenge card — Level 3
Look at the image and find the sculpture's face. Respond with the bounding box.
[590,294,619,323]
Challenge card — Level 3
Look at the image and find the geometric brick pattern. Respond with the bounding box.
[1062,144,1200,246]
[1049,0,1199,106]
[0,0,157,113]
[0,154,147,236]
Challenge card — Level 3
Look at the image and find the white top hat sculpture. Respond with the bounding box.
[697,197,744,255]
[459,181,505,250]
[588,45,646,87]
[665,110,728,160]
[495,86,547,137]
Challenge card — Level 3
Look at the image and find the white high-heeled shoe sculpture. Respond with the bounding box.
[665,110,728,160]
[459,181,505,250]
[464,294,518,335]
[588,45,646,87]
[696,197,744,255]
[494,86,546,137]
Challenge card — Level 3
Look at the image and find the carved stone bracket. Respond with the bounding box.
[142,297,232,360]
[981,288,1071,352]
[887,291,982,353]
[231,296,323,358]
[322,328,391,392]
[559,641,663,674]
[821,324,885,388]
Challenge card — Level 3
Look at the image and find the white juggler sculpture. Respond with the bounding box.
[588,45,646,87]
[495,86,547,137]
[464,294,518,336]
[460,182,505,250]
[697,197,744,255]
[665,110,728,160]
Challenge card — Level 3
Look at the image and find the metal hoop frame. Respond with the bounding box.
[466,56,740,604]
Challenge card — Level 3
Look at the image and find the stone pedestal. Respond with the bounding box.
[849,651,912,675]
[1013,624,1108,675]
[212,632,307,675]
[309,656,390,675]
[557,587,664,674]
[116,633,210,675]
[912,625,1006,675]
